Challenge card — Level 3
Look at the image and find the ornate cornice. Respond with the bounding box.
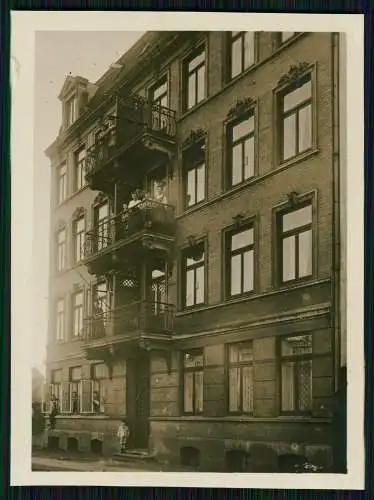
[277,61,310,87]
[226,97,256,121]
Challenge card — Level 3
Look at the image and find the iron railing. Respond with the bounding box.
[82,300,174,342]
[83,199,175,259]
[85,96,176,176]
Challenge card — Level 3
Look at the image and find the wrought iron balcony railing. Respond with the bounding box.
[81,300,175,342]
[85,96,177,177]
[83,199,175,260]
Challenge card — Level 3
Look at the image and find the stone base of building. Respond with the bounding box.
[149,419,335,472]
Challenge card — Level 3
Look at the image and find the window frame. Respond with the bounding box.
[225,108,256,189]
[226,341,254,416]
[91,363,108,414]
[56,226,67,273]
[57,162,67,205]
[56,297,65,341]
[274,66,317,166]
[71,289,84,338]
[224,222,256,299]
[69,366,82,414]
[65,95,76,128]
[227,31,256,81]
[181,241,206,310]
[278,203,313,285]
[182,348,204,415]
[73,215,86,264]
[182,139,207,211]
[278,333,313,416]
[272,192,317,289]
[183,44,207,112]
[74,147,87,192]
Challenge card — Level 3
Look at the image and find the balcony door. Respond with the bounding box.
[91,281,111,339]
[94,202,110,251]
[126,350,150,450]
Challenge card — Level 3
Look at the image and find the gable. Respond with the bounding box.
[58,74,89,101]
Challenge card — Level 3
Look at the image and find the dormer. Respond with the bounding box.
[58,75,94,131]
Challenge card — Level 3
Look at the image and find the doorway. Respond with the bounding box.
[126,350,150,450]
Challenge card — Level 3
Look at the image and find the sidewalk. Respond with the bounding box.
[32,451,195,473]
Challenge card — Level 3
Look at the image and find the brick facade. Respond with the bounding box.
[44,31,345,472]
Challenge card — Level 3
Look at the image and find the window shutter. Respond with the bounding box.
[81,379,93,413]
[61,381,71,413]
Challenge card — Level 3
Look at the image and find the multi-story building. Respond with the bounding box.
[44,31,346,472]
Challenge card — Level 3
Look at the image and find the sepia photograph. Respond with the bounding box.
[11,12,364,489]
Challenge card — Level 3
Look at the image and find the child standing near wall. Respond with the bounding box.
[117,419,130,454]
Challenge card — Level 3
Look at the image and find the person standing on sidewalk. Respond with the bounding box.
[117,419,130,454]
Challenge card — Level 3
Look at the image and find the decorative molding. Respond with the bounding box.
[56,220,66,231]
[226,97,256,121]
[72,206,85,220]
[287,191,299,208]
[182,128,206,150]
[277,61,310,87]
[93,192,108,206]
[232,213,245,229]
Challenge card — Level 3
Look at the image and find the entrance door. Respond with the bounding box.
[127,351,150,450]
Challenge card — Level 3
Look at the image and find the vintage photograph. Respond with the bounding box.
[29,28,350,475]
[9,13,363,488]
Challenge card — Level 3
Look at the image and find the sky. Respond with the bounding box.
[32,31,144,373]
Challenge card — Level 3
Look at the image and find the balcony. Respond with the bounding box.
[85,96,177,192]
[83,199,175,275]
[81,300,174,360]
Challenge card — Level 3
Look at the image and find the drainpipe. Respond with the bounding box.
[331,31,347,473]
[331,32,341,394]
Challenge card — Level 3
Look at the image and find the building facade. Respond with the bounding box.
[44,31,345,472]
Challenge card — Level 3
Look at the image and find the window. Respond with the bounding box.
[280,32,296,44]
[56,228,66,272]
[50,370,62,411]
[185,46,206,110]
[228,341,254,414]
[66,96,76,127]
[73,216,85,263]
[56,298,65,341]
[227,112,255,187]
[91,363,108,414]
[72,290,84,337]
[183,244,205,308]
[74,148,86,191]
[230,31,255,79]
[280,334,312,414]
[152,268,166,313]
[183,140,206,209]
[183,349,204,414]
[57,163,67,204]
[227,226,254,297]
[94,202,110,251]
[279,204,313,283]
[280,74,312,161]
[69,366,81,414]
[151,76,169,131]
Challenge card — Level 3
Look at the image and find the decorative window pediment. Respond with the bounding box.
[93,192,108,206]
[72,207,85,220]
[277,62,310,87]
[226,97,256,122]
[182,128,206,151]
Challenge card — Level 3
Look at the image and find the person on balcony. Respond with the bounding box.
[48,395,59,430]
[127,190,144,232]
